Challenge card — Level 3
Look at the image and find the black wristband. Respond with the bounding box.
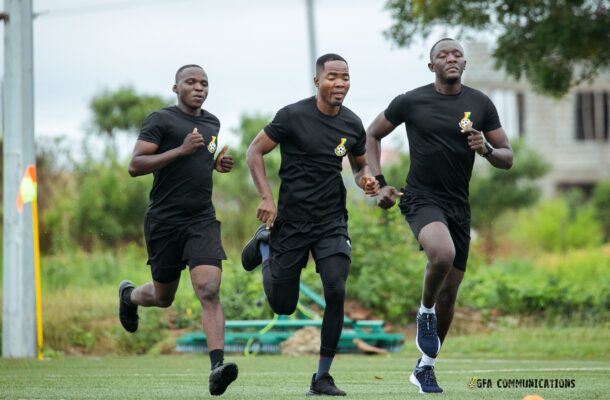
[481,142,494,158]
[375,174,388,188]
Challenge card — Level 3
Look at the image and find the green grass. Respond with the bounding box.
[1,354,608,399]
[443,326,610,360]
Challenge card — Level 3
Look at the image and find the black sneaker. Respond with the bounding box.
[241,224,270,271]
[118,280,138,333]
[409,359,443,393]
[209,362,238,396]
[415,312,440,358]
[306,373,346,396]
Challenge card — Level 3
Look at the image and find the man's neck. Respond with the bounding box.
[177,103,202,117]
[434,79,462,95]
[315,96,340,116]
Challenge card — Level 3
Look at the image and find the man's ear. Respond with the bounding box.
[463,60,467,71]
[172,84,178,94]
[428,62,434,72]
[313,76,319,88]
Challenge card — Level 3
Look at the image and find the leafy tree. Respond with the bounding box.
[90,86,171,152]
[469,140,550,256]
[384,0,610,97]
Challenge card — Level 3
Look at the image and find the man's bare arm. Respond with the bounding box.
[128,128,204,177]
[365,112,397,176]
[246,130,278,228]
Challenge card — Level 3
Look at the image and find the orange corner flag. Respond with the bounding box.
[16,164,38,212]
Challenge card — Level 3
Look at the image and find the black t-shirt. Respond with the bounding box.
[138,106,220,223]
[264,97,366,222]
[384,84,501,205]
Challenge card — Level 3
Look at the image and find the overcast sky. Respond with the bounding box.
[1,0,455,156]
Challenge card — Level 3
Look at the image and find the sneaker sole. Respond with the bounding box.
[306,390,346,396]
[210,363,238,396]
[409,373,425,394]
[409,372,443,394]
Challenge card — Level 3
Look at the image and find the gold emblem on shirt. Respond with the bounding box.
[334,138,347,157]
[208,136,217,153]
[459,112,473,130]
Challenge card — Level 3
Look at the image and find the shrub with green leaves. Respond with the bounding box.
[42,243,149,290]
[42,160,151,252]
[509,197,603,252]
[115,308,169,354]
[461,245,610,319]
[592,181,610,240]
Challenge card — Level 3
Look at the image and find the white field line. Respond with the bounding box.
[442,367,610,374]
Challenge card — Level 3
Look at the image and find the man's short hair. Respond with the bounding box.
[315,53,348,75]
[175,64,203,83]
[429,38,460,61]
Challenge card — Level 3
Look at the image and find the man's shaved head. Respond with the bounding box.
[429,38,462,61]
[175,64,204,83]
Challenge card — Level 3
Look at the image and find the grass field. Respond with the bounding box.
[1,352,608,399]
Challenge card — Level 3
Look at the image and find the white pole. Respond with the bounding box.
[305,0,317,95]
[2,0,37,358]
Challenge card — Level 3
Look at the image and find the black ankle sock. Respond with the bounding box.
[210,349,224,370]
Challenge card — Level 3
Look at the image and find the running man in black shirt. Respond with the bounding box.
[118,65,238,396]
[366,39,513,394]
[241,54,379,396]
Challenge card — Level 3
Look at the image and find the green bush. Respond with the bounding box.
[42,160,150,252]
[42,243,149,290]
[461,245,610,319]
[115,308,169,354]
[37,286,117,355]
[509,197,603,252]
[592,181,610,240]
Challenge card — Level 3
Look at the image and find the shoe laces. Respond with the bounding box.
[420,366,438,386]
[419,313,437,337]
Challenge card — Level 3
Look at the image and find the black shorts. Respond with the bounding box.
[269,216,351,282]
[144,217,227,283]
[399,193,471,271]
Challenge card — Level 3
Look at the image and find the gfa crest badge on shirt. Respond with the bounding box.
[208,136,217,153]
[334,138,347,157]
[459,112,473,130]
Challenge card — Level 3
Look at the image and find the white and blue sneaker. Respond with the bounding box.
[415,312,441,358]
[409,359,443,394]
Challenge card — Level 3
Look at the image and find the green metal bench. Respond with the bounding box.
[176,282,404,354]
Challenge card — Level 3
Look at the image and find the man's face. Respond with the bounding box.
[315,60,350,107]
[429,41,466,82]
[173,67,208,109]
